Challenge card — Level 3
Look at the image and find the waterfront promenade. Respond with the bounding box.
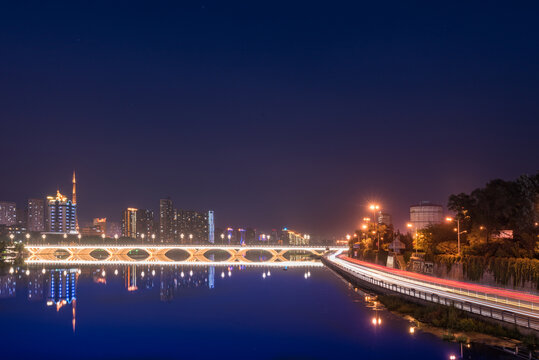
[325,250,539,332]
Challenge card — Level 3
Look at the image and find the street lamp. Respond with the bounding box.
[180,233,185,244]
[141,233,145,244]
[446,217,465,255]
[151,234,156,244]
[189,234,193,244]
[101,233,106,244]
[220,233,225,244]
[78,234,82,244]
[42,234,46,244]
[369,204,381,250]
[406,223,417,254]
[26,233,30,243]
[9,234,14,242]
[114,234,119,245]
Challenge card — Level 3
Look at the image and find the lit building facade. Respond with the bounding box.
[136,209,154,239]
[121,208,138,238]
[208,210,214,244]
[46,191,77,233]
[176,210,210,243]
[93,218,107,235]
[409,201,443,230]
[0,201,17,226]
[280,228,309,246]
[159,198,175,242]
[27,198,45,232]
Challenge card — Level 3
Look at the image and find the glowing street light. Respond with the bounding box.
[346,234,351,240]
[101,233,106,244]
[25,233,30,241]
[141,233,145,244]
[9,234,14,241]
[445,216,465,255]
[369,204,381,250]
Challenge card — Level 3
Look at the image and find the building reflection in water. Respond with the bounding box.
[0,264,315,331]
[46,269,79,333]
[0,274,16,299]
[28,271,44,301]
[159,266,215,301]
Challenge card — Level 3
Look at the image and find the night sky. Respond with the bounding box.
[1,1,538,237]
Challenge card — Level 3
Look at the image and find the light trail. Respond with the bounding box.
[327,251,539,320]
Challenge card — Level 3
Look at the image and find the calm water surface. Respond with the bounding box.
[0,264,512,359]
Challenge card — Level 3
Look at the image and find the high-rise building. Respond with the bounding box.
[121,208,138,238]
[93,218,107,235]
[0,201,17,226]
[107,221,121,238]
[27,198,45,232]
[377,212,392,226]
[208,210,214,244]
[46,191,77,233]
[409,201,443,230]
[72,170,78,232]
[176,210,209,243]
[159,198,174,242]
[281,228,309,245]
[136,209,154,240]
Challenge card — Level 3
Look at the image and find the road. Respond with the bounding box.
[326,250,539,331]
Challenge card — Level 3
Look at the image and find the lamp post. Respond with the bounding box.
[101,233,106,244]
[406,222,416,254]
[78,234,82,245]
[42,234,46,245]
[446,217,465,255]
[180,233,185,244]
[220,233,225,244]
[369,204,381,250]
[114,234,119,245]
[151,234,156,244]
[141,233,145,244]
[189,234,193,245]
[9,234,14,243]
[26,233,30,244]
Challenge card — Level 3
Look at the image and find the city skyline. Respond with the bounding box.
[1,2,538,237]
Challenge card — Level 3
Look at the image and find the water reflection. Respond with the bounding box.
[0,264,517,359]
[1,262,318,334]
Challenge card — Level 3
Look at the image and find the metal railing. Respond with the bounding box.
[328,257,539,331]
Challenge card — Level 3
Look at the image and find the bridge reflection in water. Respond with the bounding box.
[24,245,340,267]
[7,246,325,332]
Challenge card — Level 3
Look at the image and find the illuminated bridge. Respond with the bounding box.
[24,245,345,267]
[325,250,539,331]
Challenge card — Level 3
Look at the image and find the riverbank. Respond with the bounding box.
[377,294,537,351]
[323,254,538,357]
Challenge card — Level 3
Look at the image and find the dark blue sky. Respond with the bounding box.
[1,1,538,236]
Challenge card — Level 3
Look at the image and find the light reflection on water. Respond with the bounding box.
[0,264,514,359]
